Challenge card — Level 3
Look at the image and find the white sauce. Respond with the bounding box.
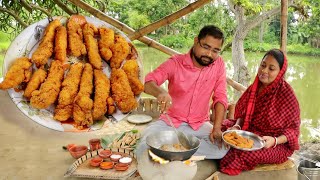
[119,157,132,163]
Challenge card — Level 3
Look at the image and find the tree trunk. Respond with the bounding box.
[280,0,288,54]
[232,28,251,100]
[259,22,264,43]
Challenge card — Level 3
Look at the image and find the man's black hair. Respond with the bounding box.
[198,25,224,45]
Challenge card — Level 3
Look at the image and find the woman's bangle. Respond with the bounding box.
[273,137,278,148]
[233,124,241,130]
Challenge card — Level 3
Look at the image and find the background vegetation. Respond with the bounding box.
[0,0,319,55]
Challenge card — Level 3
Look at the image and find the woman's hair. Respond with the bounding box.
[262,49,284,69]
[198,25,224,45]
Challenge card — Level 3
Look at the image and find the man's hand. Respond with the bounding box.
[157,92,172,113]
[209,127,224,149]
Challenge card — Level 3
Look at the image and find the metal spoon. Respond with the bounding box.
[164,113,191,149]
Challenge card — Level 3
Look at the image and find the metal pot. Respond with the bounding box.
[297,154,320,180]
[146,130,200,161]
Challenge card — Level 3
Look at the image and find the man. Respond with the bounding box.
[137,25,229,179]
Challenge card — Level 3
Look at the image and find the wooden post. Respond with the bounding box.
[280,0,288,54]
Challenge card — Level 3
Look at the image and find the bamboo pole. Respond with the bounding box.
[54,0,76,15]
[280,0,288,54]
[67,0,180,56]
[128,0,211,40]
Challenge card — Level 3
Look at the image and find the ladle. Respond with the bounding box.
[164,113,191,149]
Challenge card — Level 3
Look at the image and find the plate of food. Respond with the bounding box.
[0,15,144,132]
[222,130,265,151]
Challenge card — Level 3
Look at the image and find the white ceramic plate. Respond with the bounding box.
[127,114,153,124]
[222,130,265,151]
[2,16,143,132]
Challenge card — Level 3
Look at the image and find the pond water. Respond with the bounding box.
[138,46,320,143]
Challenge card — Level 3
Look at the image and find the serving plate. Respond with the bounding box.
[127,114,153,124]
[2,16,143,132]
[222,130,265,151]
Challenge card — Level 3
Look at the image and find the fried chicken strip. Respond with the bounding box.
[30,61,64,109]
[54,26,67,63]
[106,96,116,115]
[110,68,137,113]
[31,19,61,68]
[24,68,47,99]
[0,57,32,90]
[127,76,144,96]
[98,27,114,62]
[54,63,83,121]
[110,35,130,69]
[83,23,102,69]
[73,63,94,129]
[122,59,139,78]
[92,70,110,120]
[122,59,144,95]
[67,15,87,57]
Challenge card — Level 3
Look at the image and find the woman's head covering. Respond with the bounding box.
[237,49,288,130]
[233,49,300,151]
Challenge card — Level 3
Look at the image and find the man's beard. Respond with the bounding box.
[192,49,214,66]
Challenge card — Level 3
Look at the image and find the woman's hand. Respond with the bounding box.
[262,136,276,149]
[157,92,172,113]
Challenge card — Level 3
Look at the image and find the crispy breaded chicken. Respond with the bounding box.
[110,35,130,69]
[98,27,114,62]
[54,63,83,121]
[67,15,87,57]
[54,26,67,63]
[122,59,144,95]
[110,68,137,113]
[73,63,94,129]
[127,76,144,96]
[83,23,102,69]
[122,59,139,78]
[31,19,61,68]
[106,96,116,115]
[23,68,47,99]
[30,61,64,109]
[0,57,32,90]
[92,70,110,120]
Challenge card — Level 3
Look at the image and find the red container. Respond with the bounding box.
[90,157,103,167]
[100,161,114,170]
[99,150,112,159]
[89,139,101,151]
[114,163,129,171]
[69,145,88,159]
[110,154,122,162]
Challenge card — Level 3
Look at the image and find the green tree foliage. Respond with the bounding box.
[0,0,318,52]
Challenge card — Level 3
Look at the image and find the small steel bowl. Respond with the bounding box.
[146,130,200,161]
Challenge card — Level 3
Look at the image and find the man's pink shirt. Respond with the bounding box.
[145,51,228,130]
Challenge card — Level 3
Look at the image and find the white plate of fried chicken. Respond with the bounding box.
[0,15,144,132]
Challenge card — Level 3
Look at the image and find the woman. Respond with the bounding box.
[220,49,300,175]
